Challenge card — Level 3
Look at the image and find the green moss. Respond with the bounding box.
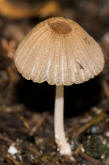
[85,135,109,159]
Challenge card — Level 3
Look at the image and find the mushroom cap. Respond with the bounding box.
[14,17,104,86]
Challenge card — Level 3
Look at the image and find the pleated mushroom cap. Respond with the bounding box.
[14,17,104,85]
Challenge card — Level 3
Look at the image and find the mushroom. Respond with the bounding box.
[14,17,104,156]
[0,0,60,19]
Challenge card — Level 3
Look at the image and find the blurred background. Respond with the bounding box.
[0,0,109,165]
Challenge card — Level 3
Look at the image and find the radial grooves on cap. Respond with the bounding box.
[64,35,74,85]
[21,28,46,63]
[20,29,49,79]
[45,32,55,84]
[74,23,104,76]
[33,32,52,82]
[60,36,64,84]
[61,37,65,84]
[78,36,95,77]
[69,33,86,83]
[73,37,86,83]
[83,35,100,64]
[45,35,54,83]
[15,23,45,63]
[70,47,77,84]
[64,37,71,85]
[56,35,62,85]
[21,26,48,68]
[26,32,48,81]
[76,35,95,78]
[71,22,97,78]
[53,36,58,84]
[14,17,104,86]
[51,34,60,85]
[21,30,48,78]
[92,43,103,64]
[52,35,58,84]
[42,36,53,82]
[15,25,46,75]
[66,36,71,84]
[27,29,50,80]
[29,31,50,81]
[82,34,104,74]
[70,23,89,83]
[23,35,45,79]
[29,41,45,81]
[62,36,67,85]
[88,39,104,70]
[72,37,87,82]
[59,36,64,85]
[73,31,95,80]
[15,21,47,62]
[80,33,99,73]
[82,37,98,75]
[70,36,86,83]
[69,35,79,83]
[47,34,57,85]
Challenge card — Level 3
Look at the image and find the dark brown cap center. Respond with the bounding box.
[49,21,72,34]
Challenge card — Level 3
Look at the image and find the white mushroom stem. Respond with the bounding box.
[54,86,72,156]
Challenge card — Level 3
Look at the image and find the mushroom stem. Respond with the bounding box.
[54,86,72,156]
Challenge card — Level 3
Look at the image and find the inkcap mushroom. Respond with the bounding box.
[14,17,104,156]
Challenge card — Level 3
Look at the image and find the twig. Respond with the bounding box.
[73,144,83,156]
[5,154,20,165]
[64,155,76,165]
[0,134,13,144]
[72,111,106,139]
[80,152,105,165]
[16,114,30,130]
[29,112,48,136]
[1,38,16,59]
[0,104,24,113]
[102,79,109,99]
[7,66,18,84]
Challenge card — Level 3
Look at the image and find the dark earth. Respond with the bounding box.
[0,0,109,165]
